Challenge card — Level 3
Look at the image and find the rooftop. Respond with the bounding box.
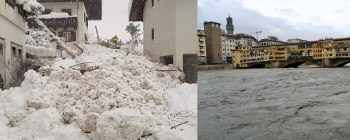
[204,21,221,25]
[129,0,146,21]
[37,0,102,20]
[235,33,257,41]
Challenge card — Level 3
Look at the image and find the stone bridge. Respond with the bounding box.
[247,56,350,68]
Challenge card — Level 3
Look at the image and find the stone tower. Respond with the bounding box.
[226,15,234,35]
[204,21,223,64]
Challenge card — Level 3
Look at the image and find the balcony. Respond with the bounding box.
[28,17,78,30]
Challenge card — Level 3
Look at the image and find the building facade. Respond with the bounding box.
[204,21,223,64]
[259,36,286,46]
[197,30,207,65]
[221,33,235,63]
[287,38,307,43]
[232,37,350,68]
[129,0,197,83]
[235,33,258,47]
[0,0,27,88]
[28,0,102,57]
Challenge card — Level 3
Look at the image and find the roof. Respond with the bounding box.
[37,0,102,20]
[204,21,221,25]
[235,33,257,41]
[221,33,234,37]
[259,39,286,43]
[129,0,146,21]
[333,37,350,41]
[254,41,319,47]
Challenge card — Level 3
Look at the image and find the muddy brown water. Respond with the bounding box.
[199,67,350,140]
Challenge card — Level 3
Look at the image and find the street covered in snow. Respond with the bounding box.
[199,67,350,140]
[0,44,197,140]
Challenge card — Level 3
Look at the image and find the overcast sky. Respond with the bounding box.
[88,0,143,42]
[198,0,350,42]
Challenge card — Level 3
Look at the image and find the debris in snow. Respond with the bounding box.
[0,44,197,140]
[33,18,78,58]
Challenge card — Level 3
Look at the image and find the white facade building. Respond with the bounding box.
[0,0,27,88]
[234,33,258,47]
[287,38,307,43]
[28,0,102,57]
[259,36,286,46]
[129,0,197,83]
[221,34,235,63]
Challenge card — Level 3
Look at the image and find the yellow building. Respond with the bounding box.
[232,37,350,68]
[197,30,207,64]
[232,45,251,68]
[312,43,322,60]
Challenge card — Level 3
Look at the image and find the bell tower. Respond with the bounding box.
[226,15,234,35]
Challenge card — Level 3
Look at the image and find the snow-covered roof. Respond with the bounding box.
[38,12,77,19]
[37,0,102,20]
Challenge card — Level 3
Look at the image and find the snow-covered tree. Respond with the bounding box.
[125,23,141,40]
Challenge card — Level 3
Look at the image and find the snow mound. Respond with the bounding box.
[26,29,52,48]
[0,44,196,140]
[97,109,148,140]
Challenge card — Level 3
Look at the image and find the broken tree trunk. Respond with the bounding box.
[32,18,77,58]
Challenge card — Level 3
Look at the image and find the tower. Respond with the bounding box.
[226,15,234,35]
[204,21,223,64]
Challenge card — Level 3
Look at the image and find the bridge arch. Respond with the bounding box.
[248,63,266,68]
[299,50,305,56]
[306,50,312,56]
[335,60,350,67]
[283,61,307,68]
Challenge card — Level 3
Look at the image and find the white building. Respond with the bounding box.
[235,33,258,47]
[259,36,286,46]
[129,0,197,83]
[0,0,27,88]
[221,33,235,63]
[28,0,102,57]
[287,38,307,43]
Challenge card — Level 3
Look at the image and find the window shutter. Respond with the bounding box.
[71,31,76,41]
[59,32,63,37]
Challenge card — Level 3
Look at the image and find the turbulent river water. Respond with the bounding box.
[198,67,350,140]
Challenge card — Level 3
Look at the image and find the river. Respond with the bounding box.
[198,67,350,140]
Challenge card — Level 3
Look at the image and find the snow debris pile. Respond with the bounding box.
[0,44,197,140]
[26,29,52,48]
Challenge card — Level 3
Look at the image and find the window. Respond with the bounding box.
[84,13,86,23]
[152,28,154,41]
[0,39,4,56]
[12,47,17,57]
[18,49,22,58]
[218,53,219,56]
[62,9,72,16]
[63,32,72,42]
[43,9,52,15]
[152,0,154,7]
